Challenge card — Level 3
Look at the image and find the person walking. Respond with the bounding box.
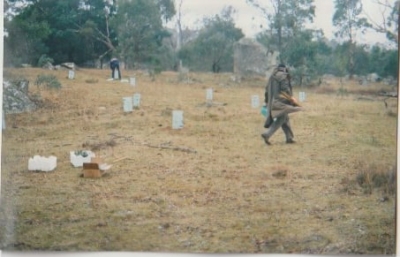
[261,64,302,145]
[110,58,121,80]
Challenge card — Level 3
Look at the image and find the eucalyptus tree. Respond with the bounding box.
[177,6,244,72]
[175,0,184,50]
[111,0,175,69]
[247,0,315,63]
[332,0,370,79]
[247,0,328,86]
[75,0,119,65]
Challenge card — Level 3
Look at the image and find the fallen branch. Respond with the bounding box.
[356,97,375,101]
[196,101,228,108]
[142,142,197,154]
[112,157,134,163]
[88,133,197,154]
[379,91,398,97]
[54,143,73,147]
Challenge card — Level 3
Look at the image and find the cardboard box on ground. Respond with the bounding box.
[82,156,112,178]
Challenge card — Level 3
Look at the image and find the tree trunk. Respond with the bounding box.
[176,0,183,51]
[348,37,355,80]
[349,46,355,79]
[277,0,283,63]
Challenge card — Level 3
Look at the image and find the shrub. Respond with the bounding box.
[35,74,62,90]
[37,54,54,67]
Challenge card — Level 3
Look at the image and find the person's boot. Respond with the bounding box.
[286,138,296,144]
[261,133,271,145]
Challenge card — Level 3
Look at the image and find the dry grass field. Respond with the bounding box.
[0,68,397,254]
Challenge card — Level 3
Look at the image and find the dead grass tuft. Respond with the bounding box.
[356,164,396,195]
[82,139,117,152]
[272,168,288,179]
[314,80,394,97]
[313,86,336,94]
[85,78,99,84]
[385,109,397,117]
[341,162,396,195]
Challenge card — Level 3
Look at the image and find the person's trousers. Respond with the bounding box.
[112,67,121,79]
[262,114,294,141]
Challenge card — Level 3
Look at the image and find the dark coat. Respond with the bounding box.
[110,58,119,70]
[266,68,301,119]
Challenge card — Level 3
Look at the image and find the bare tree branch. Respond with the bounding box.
[363,0,398,44]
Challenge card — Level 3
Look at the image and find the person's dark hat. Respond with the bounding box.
[278,64,286,68]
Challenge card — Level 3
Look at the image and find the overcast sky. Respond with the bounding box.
[166,0,396,47]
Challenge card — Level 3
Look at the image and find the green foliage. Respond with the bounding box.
[37,54,54,67]
[156,0,176,22]
[35,74,62,90]
[258,29,328,85]
[111,0,175,68]
[385,1,399,44]
[74,150,89,157]
[332,0,370,38]
[5,0,397,78]
[76,0,118,61]
[250,0,397,82]
[5,0,175,68]
[156,44,178,71]
[368,45,398,78]
[315,42,399,79]
[4,12,51,66]
[249,0,316,63]
[178,6,244,72]
[332,0,370,77]
[270,0,315,34]
[352,44,370,75]
[281,30,317,65]
[251,0,321,83]
[5,0,118,66]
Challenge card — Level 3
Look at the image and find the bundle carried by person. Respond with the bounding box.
[279,91,302,107]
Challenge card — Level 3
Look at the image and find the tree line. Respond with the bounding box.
[3,0,399,80]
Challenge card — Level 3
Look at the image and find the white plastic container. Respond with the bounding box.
[251,95,260,108]
[28,155,57,172]
[299,92,306,102]
[130,77,136,86]
[70,151,95,167]
[123,97,133,112]
[68,70,75,79]
[172,110,184,129]
[132,93,141,107]
[206,88,213,101]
